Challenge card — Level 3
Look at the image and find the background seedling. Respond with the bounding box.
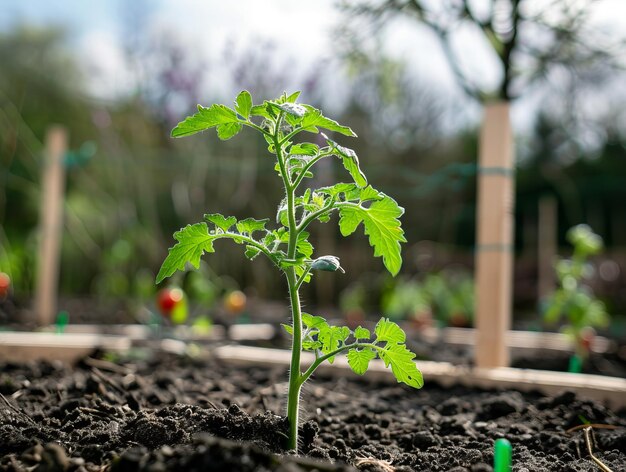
[157,91,423,451]
[543,225,609,368]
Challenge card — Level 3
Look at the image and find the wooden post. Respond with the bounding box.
[475,102,515,368]
[34,126,68,326]
[537,196,557,303]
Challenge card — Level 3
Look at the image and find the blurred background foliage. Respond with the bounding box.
[0,1,625,327]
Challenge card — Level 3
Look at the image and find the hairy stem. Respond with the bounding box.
[286,269,303,451]
[279,126,305,147]
[295,266,311,291]
[297,202,336,233]
[291,150,333,190]
[212,233,276,265]
[274,113,304,452]
[243,121,272,138]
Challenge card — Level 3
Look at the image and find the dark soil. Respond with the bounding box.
[1,350,625,471]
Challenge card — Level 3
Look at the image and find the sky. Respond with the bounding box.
[2,0,625,135]
[3,0,348,98]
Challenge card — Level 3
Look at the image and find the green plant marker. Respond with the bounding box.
[494,438,512,472]
[55,311,69,334]
[568,354,582,373]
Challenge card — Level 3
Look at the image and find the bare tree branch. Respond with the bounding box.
[344,0,624,103]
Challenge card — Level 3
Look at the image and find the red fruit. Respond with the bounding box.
[157,288,183,315]
[0,273,10,298]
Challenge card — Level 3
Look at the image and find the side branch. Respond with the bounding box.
[214,233,276,265]
[299,342,380,386]
[243,121,272,138]
[292,151,334,189]
[297,201,337,233]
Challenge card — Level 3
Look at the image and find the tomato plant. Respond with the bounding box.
[156,92,423,451]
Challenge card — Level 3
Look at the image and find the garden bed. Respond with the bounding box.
[1,349,625,471]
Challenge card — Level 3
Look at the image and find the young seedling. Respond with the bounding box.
[156,91,423,451]
[544,224,610,367]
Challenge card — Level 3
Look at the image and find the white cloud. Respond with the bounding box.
[78,30,134,100]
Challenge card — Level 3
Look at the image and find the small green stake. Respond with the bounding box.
[568,354,582,373]
[494,438,512,472]
[55,311,69,334]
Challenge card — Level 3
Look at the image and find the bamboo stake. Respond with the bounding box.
[475,102,514,368]
[34,126,67,326]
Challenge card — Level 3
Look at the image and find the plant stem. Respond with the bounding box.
[212,233,276,264]
[294,266,311,291]
[286,269,303,451]
[297,201,336,233]
[300,342,379,385]
[291,150,333,189]
[274,113,303,451]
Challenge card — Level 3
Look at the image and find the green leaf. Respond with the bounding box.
[296,231,314,259]
[276,201,289,226]
[312,192,325,206]
[290,143,319,156]
[217,122,243,140]
[297,188,312,207]
[359,186,381,202]
[235,91,252,119]
[339,150,367,187]
[379,343,424,389]
[250,104,271,119]
[244,246,261,260]
[318,325,350,363]
[204,213,237,233]
[323,135,367,188]
[302,313,328,331]
[236,218,269,236]
[318,182,361,201]
[284,91,301,103]
[284,315,325,351]
[374,318,406,344]
[156,223,215,283]
[303,340,322,350]
[338,195,406,276]
[300,106,356,137]
[172,104,239,138]
[354,326,370,340]
[318,183,380,203]
[347,348,376,375]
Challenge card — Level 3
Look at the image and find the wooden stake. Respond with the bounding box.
[34,126,67,326]
[475,102,514,368]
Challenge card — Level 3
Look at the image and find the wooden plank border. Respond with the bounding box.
[214,345,626,409]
